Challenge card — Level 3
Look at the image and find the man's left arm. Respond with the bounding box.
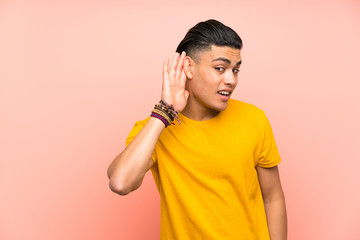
[256,165,287,240]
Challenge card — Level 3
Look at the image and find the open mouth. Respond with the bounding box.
[218,90,230,96]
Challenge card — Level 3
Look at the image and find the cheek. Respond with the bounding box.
[197,77,216,95]
[192,69,219,94]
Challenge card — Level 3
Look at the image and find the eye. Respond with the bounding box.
[233,69,240,74]
[215,67,225,72]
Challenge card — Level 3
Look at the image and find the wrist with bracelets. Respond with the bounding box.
[150,100,181,127]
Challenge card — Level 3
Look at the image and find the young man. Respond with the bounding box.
[107,19,287,239]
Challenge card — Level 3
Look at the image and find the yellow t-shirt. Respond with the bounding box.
[126,99,281,240]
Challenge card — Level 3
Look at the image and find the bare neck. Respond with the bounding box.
[181,98,220,121]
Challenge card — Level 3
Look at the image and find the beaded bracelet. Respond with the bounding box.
[150,100,181,127]
[154,105,174,121]
[158,100,180,124]
[152,108,173,124]
[151,112,171,127]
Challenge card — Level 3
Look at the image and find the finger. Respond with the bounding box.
[175,51,186,81]
[179,67,187,89]
[169,52,180,79]
[163,57,169,77]
[162,57,170,85]
[184,89,190,101]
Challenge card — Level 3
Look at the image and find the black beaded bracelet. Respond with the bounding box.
[158,100,181,124]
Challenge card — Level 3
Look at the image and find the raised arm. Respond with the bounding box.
[107,51,189,195]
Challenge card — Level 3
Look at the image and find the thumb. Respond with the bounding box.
[184,90,190,101]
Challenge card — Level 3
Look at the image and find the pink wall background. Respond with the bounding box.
[1,0,359,239]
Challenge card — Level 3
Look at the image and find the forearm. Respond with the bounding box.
[107,117,165,195]
[264,196,287,240]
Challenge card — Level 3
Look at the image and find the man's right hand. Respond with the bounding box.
[107,52,189,196]
[161,52,189,112]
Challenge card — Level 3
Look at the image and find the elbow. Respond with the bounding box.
[108,179,132,196]
[109,177,133,196]
[107,165,131,195]
[107,163,144,196]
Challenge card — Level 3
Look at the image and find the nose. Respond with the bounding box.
[224,71,237,87]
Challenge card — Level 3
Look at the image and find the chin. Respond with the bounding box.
[212,102,228,112]
[219,105,228,111]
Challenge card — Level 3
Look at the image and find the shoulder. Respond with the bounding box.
[133,117,151,127]
[126,117,150,145]
[226,98,266,118]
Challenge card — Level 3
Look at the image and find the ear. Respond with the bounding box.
[183,56,193,79]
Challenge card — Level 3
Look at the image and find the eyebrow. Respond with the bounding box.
[212,57,242,66]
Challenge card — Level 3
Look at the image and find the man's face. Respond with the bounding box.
[186,45,242,115]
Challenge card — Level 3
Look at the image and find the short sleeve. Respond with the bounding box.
[257,112,281,168]
[125,117,157,163]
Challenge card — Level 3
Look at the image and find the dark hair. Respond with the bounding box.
[176,19,242,61]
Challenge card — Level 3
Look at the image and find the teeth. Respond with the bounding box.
[218,91,230,96]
